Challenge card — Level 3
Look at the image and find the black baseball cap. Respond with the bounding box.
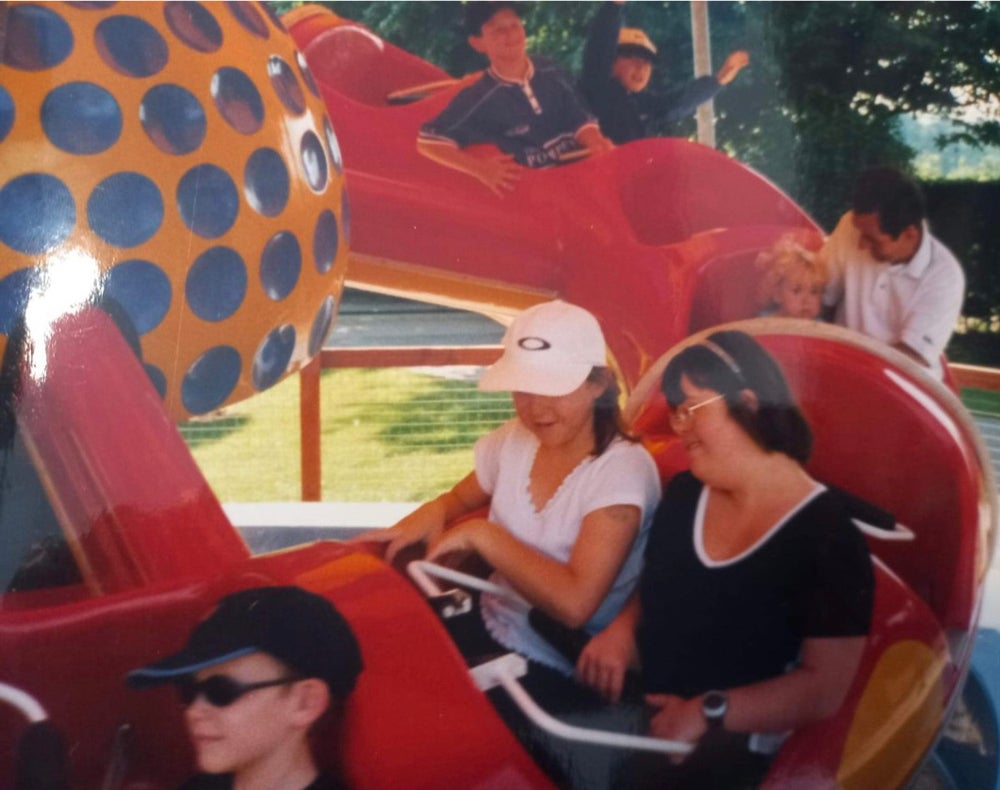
[465,2,524,36]
[128,586,363,697]
[617,28,658,62]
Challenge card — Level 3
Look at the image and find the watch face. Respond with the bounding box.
[703,691,728,719]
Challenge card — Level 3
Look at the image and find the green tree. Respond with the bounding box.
[276,1,1000,333]
[300,1,1000,228]
[735,2,1000,226]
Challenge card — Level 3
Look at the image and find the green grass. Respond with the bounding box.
[184,365,998,504]
[961,387,1000,417]
[182,367,514,503]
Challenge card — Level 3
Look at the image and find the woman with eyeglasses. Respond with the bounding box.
[576,330,874,788]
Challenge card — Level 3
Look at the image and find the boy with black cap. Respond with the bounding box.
[418,2,613,196]
[129,586,362,790]
[580,1,749,144]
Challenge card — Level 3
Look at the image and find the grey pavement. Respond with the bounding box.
[328,288,504,348]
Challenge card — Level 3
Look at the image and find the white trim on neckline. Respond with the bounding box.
[694,482,827,568]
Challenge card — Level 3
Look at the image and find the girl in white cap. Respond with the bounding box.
[367,300,660,692]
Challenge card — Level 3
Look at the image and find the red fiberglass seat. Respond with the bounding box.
[625,318,996,787]
[283,5,453,108]
[0,308,554,788]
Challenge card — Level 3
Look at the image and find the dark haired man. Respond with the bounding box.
[129,586,363,790]
[418,2,613,196]
[580,1,749,144]
[822,166,965,378]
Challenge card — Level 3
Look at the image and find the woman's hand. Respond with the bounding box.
[355,500,446,562]
[645,694,707,762]
[353,473,489,563]
[426,518,496,561]
[576,617,637,702]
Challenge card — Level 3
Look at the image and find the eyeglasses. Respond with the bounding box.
[176,674,299,708]
[669,393,725,431]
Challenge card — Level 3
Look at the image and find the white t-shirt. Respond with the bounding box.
[822,211,965,378]
[474,418,662,674]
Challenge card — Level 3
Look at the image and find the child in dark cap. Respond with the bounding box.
[418,1,613,195]
[129,586,362,790]
[580,2,749,144]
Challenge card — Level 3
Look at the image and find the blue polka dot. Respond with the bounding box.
[260,232,301,301]
[324,118,343,175]
[145,364,167,399]
[259,3,286,32]
[87,172,163,248]
[313,210,339,274]
[177,164,239,239]
[95,15,168,78]
[182,346,241,414]
[342,190,352,247]
[308,295,336,357]
[0,86,14,143]
[0,269,40,334]
[244,148,289,217]
[103,260,172,334]
[140,84,207,155]
[253,325,295,391]
[297,51,320,99]
[186,246,246,321]
[211,67,264,135]
[0,174,75,255]
[41,82,122,154]
[164,2,222,54]
[226,1,269,38]
[268,56,305,115]
[300,130,328,192]
[5,5,74,71]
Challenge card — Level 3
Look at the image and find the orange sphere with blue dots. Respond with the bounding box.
[0,2,349,420]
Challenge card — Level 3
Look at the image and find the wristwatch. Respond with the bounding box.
[702,690,728,728]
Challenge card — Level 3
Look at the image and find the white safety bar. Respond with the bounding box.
[409,562,692,756]
[853,518,916,542]
[0,682,48,724]
[488,665,693,756]
[407,560,528,606]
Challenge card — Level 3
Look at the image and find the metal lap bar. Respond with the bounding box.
[0,682,48,723]
[852,518,916,542]
[492,668,693,756]
[408,562,692,755]
[405,560,470,618]
[407,560,529,619]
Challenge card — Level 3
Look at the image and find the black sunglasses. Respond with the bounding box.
[176,674,299,707]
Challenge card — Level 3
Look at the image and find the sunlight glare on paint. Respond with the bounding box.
[24,248,102,380]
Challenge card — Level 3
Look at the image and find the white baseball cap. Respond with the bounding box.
[478,301,607,396]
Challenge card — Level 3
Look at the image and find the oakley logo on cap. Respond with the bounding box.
[518,337,551,351]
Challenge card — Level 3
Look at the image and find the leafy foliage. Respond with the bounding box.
[274,1,1000,330]
[299,1,1000,228]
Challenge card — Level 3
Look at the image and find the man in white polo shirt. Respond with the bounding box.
[822,166,965,379]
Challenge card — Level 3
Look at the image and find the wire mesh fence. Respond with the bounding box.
[180,364,514,503]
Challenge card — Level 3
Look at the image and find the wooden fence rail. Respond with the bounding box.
[297,350,1000,501]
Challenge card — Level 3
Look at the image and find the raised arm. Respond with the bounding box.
[427,502,641,628]
[641,75,722,126]
[716,50,749,86]
[581,1,625,92]
[639,50,748,128]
